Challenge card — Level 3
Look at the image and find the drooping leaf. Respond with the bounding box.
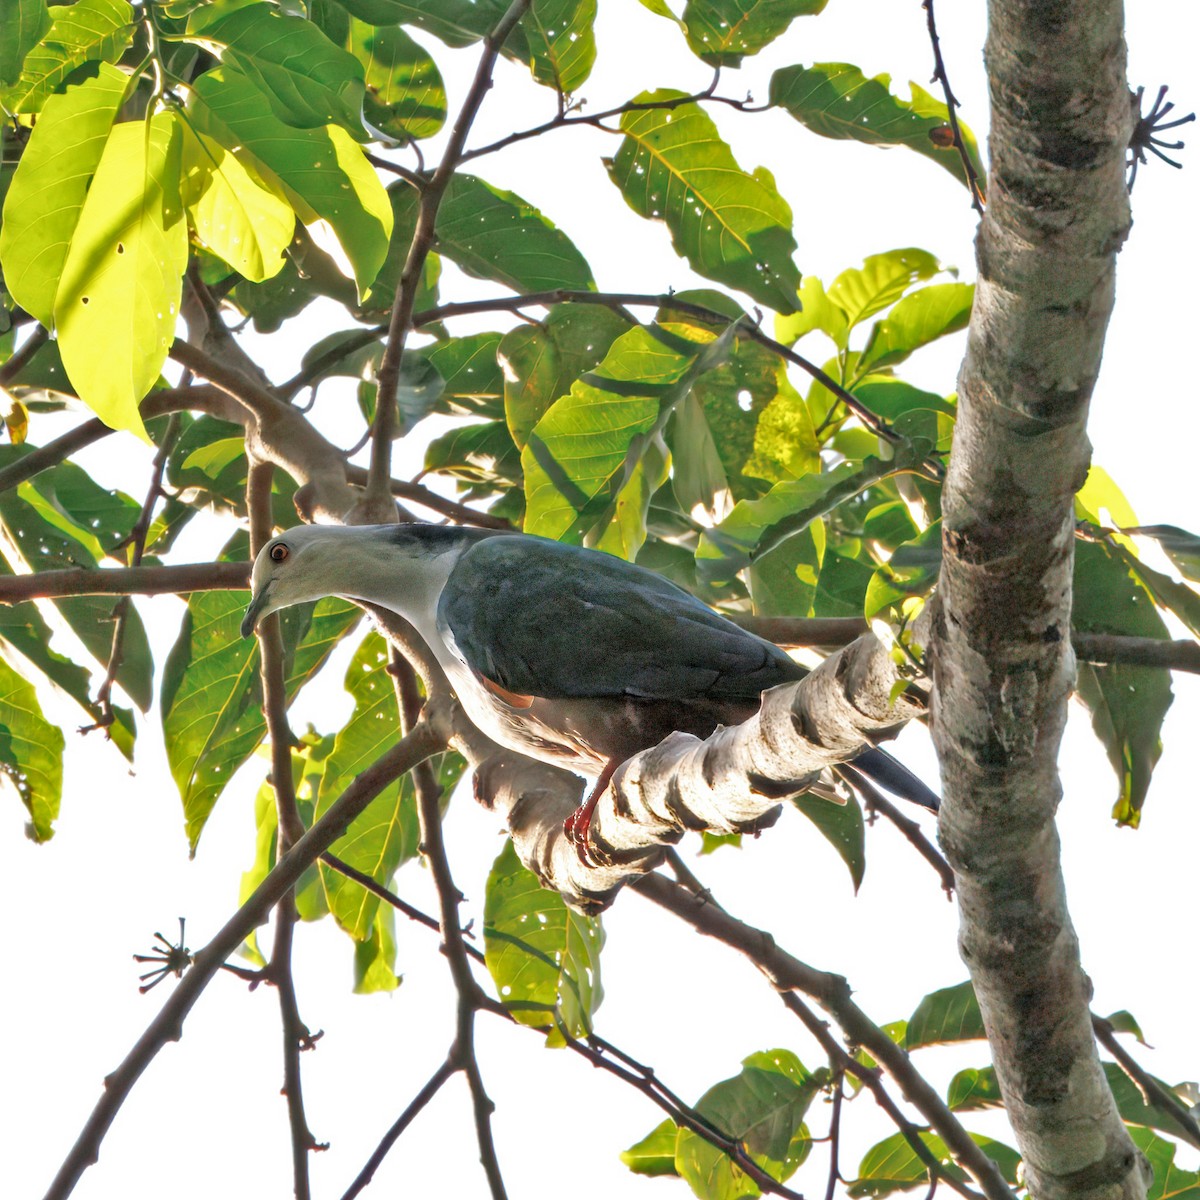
[0,654,64,841]
[621,1120,680,1178]
[504,0,597,92]
[315,632,465,939]
[1073,540,1173,826]
[945,1067,1003,1112]
[1,0,134,114]
[0,0,52,88]
[354,905,402,994]
[188,3,366,135]
[500,304,631,449]
[347,17,446,142]
[851,1131,1019,1197]
[161,590,360,851]
[54,112,187,441]
[522,322,731,543]
[769,63,987,195]
[606,91,802,312]
[857,282,973,375]
[1127,524,1200,582]
[190,66,393,301]
[484,837,604,1044]
[594,428,670,561]
[791,791,865,890]
[435,173,595,293]
[179,124,293,282]
[679,0,826,67]
[676,1050,823,1199]
[905,980,985,1048]
[0,62,127,328]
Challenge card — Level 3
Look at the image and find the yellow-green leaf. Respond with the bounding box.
[0,652,65,841]
[54,111,187,440]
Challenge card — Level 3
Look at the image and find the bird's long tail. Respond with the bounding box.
[842,747,941,812]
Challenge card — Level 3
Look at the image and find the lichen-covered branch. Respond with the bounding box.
[928,2,1146,1198]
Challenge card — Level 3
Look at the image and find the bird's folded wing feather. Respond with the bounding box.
[438,536,804,702]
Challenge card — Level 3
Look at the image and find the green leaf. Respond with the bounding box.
[677,1050,822,1199]
[774,275,849,348]
[1,0,134,114]
[606,91,801,312]
[1103,1062,1199,1140]
[500,304,630,449]
[791,791,865,890]
[905,980,985,1048]
[54,112,187,441]
[0,61,126,328]
[180,124,293,282]
[354,905,401,993]
[851,1131,1019,1197]
[864,519,942,619]
[0,653,64,841]
[422,333,506,418]
[484,837,604,1043]
[743,363,820,484]
[1073,540,1173,826]
[769,63,987,195]
[829,248,944,329]
[670,392,731,525]
[190,66,393,302]
[0,457,153,711]
[424,418,521,490]
[161,591,360,851]
[698,456,916,584]
[594,428,669,561]
[813,549,874,618]
[680,0,825,67]
[522,322,730,543]
[435,173,595,293]
[747,518,823,616]
[945,1067,1003,1112]
[621,1119,680,1178]
[857,282,973,375]
[0,0,52,88]
[315,632,465,939]
[348,17,446,141]
[189,3,366,135]
[1103,1009,1149,1044]
[1128,1127,1200,1200]
[505,0,597,93]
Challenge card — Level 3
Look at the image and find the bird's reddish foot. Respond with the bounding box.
[563,803,595,863]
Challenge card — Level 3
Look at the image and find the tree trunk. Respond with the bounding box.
[930,2,1146,1199]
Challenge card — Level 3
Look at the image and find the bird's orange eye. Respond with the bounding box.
[269,543,289,563]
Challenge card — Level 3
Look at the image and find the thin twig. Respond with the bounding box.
[340,1056,458,1200]
[1092,1014,1200,1151]
[633,872,1014,1200]
[837,762,956,895]
[367,0,535,513]
[43,718,448,1200]
[824,1074,844,1200]
[0,322,49,386]
[341,464,514,529]
[920,0,985,212]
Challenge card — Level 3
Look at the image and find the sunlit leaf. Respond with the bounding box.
[1,0,133,114]
[1129,1128,1200,1200]
[484,838,604,1043]
[851,1131,1019,1197]
[857,282,973,375]
[680,0,825,67]
[54,112,187,441]
[621,1120,679,1178]
[0,654,64,841]
[347,17,446,141]
[606,91,802,312]
[770,63,987,194]
[0,0,52,88]
[864,519,942,619]
[0,62,126,328]
[188,3,366,135]
[190,66,393,301]
[505,0,597,92]
[945,1067,1003,1112]
[905,980,985,1048]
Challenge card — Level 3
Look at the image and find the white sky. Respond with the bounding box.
[3,2,1199,1198]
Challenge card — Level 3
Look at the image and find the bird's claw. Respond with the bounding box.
[563,805,594,864]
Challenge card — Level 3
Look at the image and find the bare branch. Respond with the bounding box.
[0,562,248,602]
[44,714,451,1200]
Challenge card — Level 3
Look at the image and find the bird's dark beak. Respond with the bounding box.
[241,586,271,638]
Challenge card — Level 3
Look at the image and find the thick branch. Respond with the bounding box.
[929,3,1146,1199]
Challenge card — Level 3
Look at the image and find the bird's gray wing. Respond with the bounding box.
[438,535,804,701]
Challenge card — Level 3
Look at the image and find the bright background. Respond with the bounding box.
[4,2,1198,1197]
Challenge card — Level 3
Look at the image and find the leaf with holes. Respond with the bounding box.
[680,0,826,67]
[770,63,987,195]
[606,91,801,312]
[505,0,597,92]
[484,837,604,1043]
[436,173,595,293]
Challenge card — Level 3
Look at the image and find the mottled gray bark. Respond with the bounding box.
[930,3,1146,1199]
